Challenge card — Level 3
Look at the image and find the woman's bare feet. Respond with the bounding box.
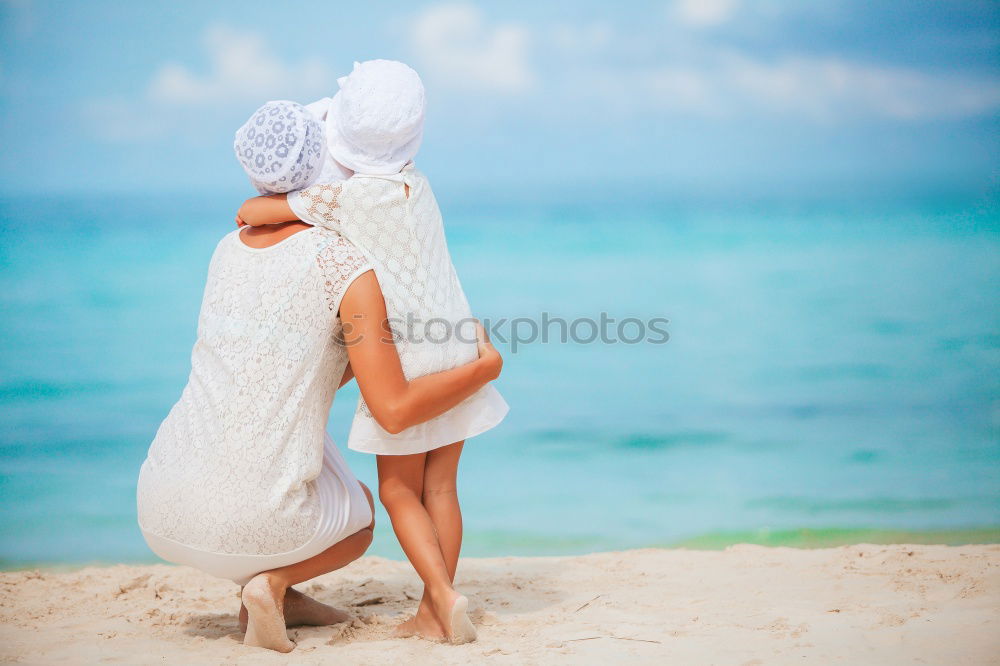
[241,574,295,653]
[284,588,350,626]
[239,588,350,633]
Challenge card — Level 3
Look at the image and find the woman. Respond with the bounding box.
[136,220,502,652]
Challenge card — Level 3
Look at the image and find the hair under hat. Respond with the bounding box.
[234,100,326,194]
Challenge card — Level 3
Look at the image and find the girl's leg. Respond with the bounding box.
[377,451,475,643]
[242,484,376,652]
[398,441,465,636]
[424,441,465,577]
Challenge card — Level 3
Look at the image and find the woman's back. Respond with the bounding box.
[137,226,370,556]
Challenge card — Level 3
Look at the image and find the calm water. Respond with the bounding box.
[1,193,998,566]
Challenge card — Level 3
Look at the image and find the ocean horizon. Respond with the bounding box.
[1,191,998,568]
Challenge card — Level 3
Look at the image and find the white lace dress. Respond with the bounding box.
[136,227,373,585]
[288,164,509,455]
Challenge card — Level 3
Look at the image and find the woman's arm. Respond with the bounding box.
[237,194,299,227]
[339,271,502,434]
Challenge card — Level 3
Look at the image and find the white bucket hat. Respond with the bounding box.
[324,60,426,175]
[234,100,326,194]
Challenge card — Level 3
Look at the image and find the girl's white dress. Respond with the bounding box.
[288,163,509,455]
[136,227,373,584]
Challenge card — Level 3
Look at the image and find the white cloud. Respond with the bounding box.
[84,15,1000,146]
[84,25,337,142]
[148,25,333,105]
[670,0,741,27]
[551,21,614,54]
[556,27,1000,122]
[410,3,535,94]
[717,54,1000,120]
[643,67,713,110]
[650,3,999,120]
[81,96,167,142]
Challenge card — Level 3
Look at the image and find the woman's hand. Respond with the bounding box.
[475,321,503,381]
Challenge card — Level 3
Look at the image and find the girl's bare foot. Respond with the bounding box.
[239,588,350,633]
[428,588,476,644]
[446,594,476,644]
[241,574,295,653]
[393,601,446,640]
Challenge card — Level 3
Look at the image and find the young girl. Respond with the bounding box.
[237,60,508,643]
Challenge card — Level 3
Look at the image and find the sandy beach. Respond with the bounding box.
[1,544,997,665]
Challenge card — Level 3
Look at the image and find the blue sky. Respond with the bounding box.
[0,0,998,201]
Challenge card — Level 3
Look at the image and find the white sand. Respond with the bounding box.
[1,544,998,664]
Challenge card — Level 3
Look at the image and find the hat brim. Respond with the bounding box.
[324,92,423,176]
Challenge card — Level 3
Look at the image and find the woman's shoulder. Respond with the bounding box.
[205,228,241,266]
[216,227,242,248]
[309,228,372,311]
[309,225,350,247]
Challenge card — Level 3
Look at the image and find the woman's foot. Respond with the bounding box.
[241,574,295,653]
[284,588,350,627]
[393,600,446,640]
[239,588,350,632]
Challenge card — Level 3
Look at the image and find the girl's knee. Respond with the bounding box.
[378,478,421,509]
[421,483,458,503]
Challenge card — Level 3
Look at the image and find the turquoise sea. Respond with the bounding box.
[1,192,998,566]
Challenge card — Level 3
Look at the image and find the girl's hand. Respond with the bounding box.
[475,321,503,380]
[237,194,297,227]
[340,274,505,434]
[236,214,247,228]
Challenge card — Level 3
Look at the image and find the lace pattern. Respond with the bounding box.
[137,228,371,556]
[289,168,507,454]
[296,183,344,232]
[234,101,326,195]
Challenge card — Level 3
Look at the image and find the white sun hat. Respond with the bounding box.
[325,60,426,175]
[233,100,326,194]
